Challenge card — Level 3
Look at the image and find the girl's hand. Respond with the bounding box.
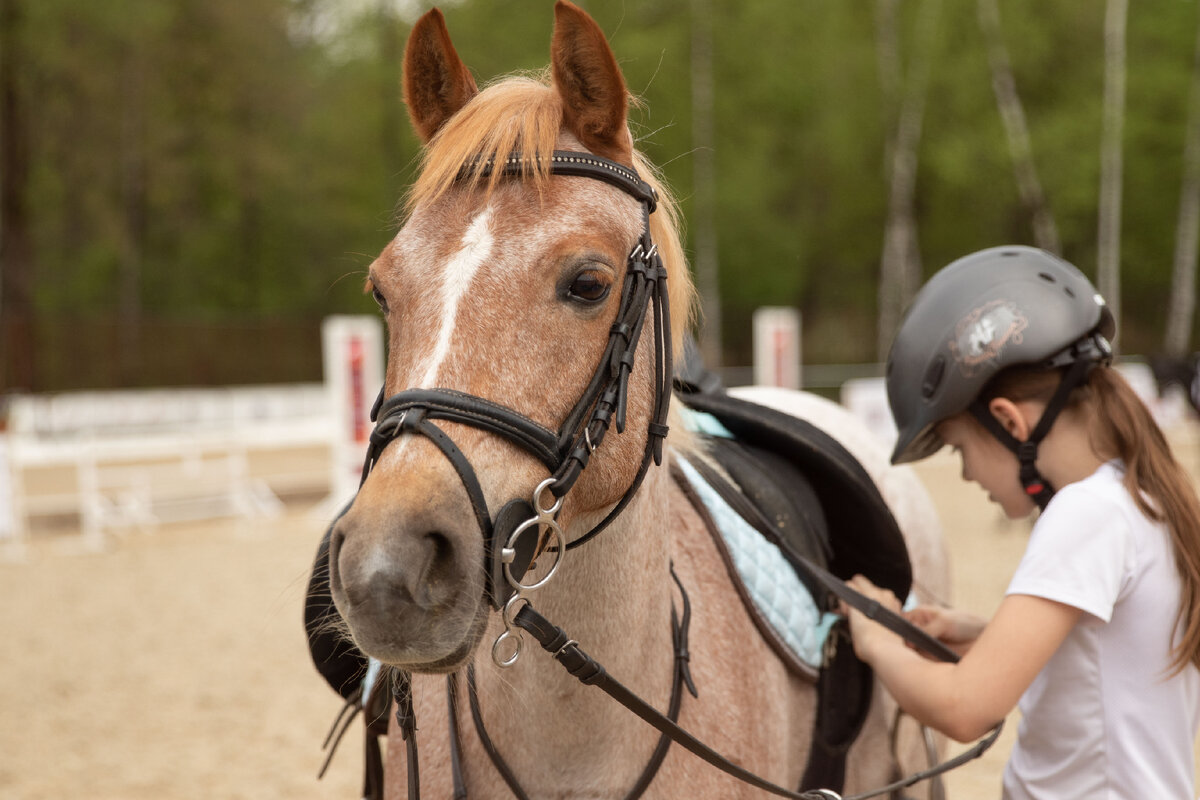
[841,578,1082,742]
[905,605,986,658]
[841,574,905,662]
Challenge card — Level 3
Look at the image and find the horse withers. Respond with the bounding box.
[312,3,950,798]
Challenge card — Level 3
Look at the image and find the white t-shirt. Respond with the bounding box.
[1002,461,1200,799]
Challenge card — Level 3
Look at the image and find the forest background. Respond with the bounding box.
[2,0,1199,392]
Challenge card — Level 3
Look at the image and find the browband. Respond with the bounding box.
[458,150,658,212]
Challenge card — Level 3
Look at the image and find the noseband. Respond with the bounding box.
[359,150,673,625]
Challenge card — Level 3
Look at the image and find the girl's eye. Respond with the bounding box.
[371,286,389,313]
[566,270,611,304]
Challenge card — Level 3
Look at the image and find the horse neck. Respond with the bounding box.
[536,451,676,654]
[467,450,679,775]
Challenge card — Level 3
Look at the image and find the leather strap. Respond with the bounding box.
[391,670,421,799]
[364,406,495,546]
[801,568,961,665]
[512,603,831,799]
[372,388,560,472]
[445,675,469,800]
[452,565,696,800]
[461,150,658,212]
[510,599,1001,800]
[684,453,959,665]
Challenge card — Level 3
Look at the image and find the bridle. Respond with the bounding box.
[362,150,672,624]
[351,150,998,800]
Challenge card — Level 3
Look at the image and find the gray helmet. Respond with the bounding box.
[886,245,1115,465]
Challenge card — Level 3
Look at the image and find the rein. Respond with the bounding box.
[354,149,999,800]
[508,600,1003,800]
[451,565,698,800]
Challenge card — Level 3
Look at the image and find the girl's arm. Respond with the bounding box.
[844,574,1081,742]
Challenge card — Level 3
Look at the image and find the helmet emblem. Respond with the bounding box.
[950,299,1028,376]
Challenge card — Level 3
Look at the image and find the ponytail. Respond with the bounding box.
[984,364,1200,672]
[1084,367,1200,674]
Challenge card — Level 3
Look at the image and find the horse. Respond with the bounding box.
[323,3,950,798]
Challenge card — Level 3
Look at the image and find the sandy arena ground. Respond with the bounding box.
[4,427,1200,799]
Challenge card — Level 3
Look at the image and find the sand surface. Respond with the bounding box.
[4,426,1200,798]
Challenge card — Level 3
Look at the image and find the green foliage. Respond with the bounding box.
[8,0,1200,389]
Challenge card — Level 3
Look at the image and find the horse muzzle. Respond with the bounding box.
[328,474,488,671]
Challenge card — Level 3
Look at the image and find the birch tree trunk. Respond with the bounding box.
[877,0,940,360]
[691,0,721,366]
[977,0,1060,254]
[1097,0,1127,343]
[1165,8,1200,358]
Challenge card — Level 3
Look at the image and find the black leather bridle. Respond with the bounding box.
[360,151,673,614]
[349,150,998,800]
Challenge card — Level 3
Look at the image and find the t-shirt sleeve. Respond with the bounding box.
[1005,483,1135,623]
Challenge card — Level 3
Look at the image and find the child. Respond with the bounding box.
[846,245,1200,798]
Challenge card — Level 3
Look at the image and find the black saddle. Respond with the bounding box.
[679,387,912,600]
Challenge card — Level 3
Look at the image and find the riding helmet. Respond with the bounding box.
[886,245,1115,466]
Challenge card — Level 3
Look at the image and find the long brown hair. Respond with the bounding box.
[984,364,1200,673]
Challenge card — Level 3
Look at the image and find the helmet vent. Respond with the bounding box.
[1037,272,1056,283]
[1063,286,1075,298]
[921,356,945,398]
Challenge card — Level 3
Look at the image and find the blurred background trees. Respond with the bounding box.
[2,0,1199,391]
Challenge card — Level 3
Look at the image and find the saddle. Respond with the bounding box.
[674,386,911,793]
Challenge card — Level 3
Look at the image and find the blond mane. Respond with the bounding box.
[405,71,697,357]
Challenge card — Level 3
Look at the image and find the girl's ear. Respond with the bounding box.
[988,397,1033,442]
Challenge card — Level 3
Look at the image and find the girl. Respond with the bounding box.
[847,245,1200,798]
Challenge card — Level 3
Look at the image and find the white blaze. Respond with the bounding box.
[418,206,494,387]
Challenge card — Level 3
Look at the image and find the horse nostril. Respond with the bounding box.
[413,531,458,609]
[327,525,346,597]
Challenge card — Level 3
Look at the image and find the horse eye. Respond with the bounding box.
[567,270,611,304]
[371,286,389,313]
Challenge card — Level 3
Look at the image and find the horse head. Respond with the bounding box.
[328,1,694,673]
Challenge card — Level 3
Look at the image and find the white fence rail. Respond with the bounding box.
[2,384,335,551]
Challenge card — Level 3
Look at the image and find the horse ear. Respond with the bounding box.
[403,8,479,143]
[551,1,634,162]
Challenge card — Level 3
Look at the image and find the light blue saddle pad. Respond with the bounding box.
[676,454,839,671]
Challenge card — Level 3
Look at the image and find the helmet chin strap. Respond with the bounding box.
[967,356,1096,511]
